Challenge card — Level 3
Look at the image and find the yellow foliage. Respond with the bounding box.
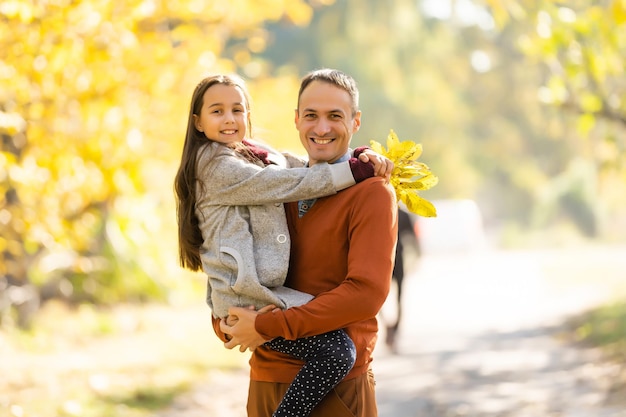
[370,130,438,217]
[613,0,626,25]
[0,0,316,301]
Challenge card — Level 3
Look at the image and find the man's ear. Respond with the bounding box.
[193,114,202,132]
[352,111,362,133]
[293,108,299,125]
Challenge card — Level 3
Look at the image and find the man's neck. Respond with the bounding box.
[308,150,351,166]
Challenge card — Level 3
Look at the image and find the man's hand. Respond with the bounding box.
[359,150,393,182]
[220,305,275,352]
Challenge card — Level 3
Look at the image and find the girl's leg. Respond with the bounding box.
[265,329,356,417]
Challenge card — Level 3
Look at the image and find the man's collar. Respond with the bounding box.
[334,150,352,164]
[307,150,352,167]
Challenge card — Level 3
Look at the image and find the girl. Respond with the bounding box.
[174,74,390,417]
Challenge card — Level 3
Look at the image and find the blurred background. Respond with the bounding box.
[1,0,625,416]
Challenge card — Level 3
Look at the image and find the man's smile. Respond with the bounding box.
[311,138,334,145]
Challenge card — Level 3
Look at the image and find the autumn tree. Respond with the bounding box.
[479,0,626,237]
[256,0,626,240]
[0,0,317,326]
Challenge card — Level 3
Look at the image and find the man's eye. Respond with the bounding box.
[304,113,316,119]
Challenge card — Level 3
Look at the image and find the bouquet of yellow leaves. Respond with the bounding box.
[370,130,438,217]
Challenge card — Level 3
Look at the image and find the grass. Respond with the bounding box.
[565,300,626,360]
[542,244,626,403]
[0,300,249,417]
[539,244,626,362]
[561,300,626,405]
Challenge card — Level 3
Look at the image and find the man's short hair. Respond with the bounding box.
[297,69,360,117]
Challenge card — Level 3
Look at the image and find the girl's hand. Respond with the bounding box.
[257,304,279,314]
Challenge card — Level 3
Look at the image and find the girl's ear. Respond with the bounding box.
[247,111,251,137]
[193,114,203,132]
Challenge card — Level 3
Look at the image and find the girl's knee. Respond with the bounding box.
[336,339,356,368]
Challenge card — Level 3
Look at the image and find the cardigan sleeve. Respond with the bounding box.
[196,144,355,207]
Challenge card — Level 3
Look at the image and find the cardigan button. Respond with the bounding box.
[276,234,287,243]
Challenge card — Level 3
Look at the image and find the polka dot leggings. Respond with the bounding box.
[266,329,356,417]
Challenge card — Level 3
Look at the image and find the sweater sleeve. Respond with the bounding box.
[211,315,230,343]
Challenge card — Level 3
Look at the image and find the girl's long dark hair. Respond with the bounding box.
[174,74,252,271]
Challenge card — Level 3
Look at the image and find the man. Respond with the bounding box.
[219,69,398,417]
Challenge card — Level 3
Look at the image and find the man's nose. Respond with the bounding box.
[313,118,331,136]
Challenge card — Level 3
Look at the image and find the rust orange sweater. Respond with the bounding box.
[251,177,397,383]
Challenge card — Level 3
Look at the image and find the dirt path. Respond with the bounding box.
[156,246,626,417]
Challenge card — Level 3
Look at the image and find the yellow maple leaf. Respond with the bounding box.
[370,129,438,217]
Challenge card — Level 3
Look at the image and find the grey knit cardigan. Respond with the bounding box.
[195,140,356,318]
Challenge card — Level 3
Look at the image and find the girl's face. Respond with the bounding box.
[193,84,250,144]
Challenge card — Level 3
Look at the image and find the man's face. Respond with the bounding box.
[295,80,361,165]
